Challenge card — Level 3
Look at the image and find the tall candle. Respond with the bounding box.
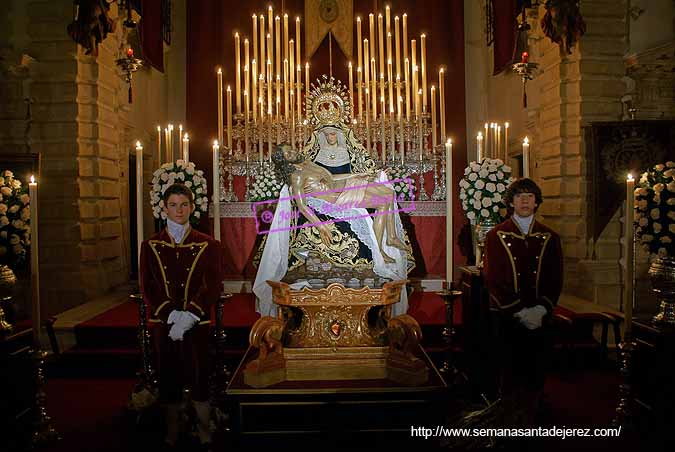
[251,59,257,122]
[164,128,169,162]
[497,125,501,162]
[135,141,143,259]
[296,64,302,121]
[371,57,377,120]
[504,122,509,162]
[305,63,310,105]
[290,89,296,148]
[404,58,410,120]
[522,137,530,178]
[296,17,301,69]
[179,124,183,160]
[446,139,453,283]
[439,68,446,143]
[356,17,362,75]
[283,59,289,119]
[260,16,266,82]
[168,124,173,162]
[378,14,385,103]
[217,68,223,153]
[363,40,370,115]
[275,16,281,78]
[266,41,272,111]
[421,34,427,112]
[29,176,40,346]
[477,132,483,162]
[387,58,394,113]
[398,95,404,162]
[212,140,221,241]
[411,39,417,115]
[348,62,354,119]
[625,173,634,338]
[226,86,232,154]
[381,95,386,162]
[431,85,437,150]
[156,126,162,163]
[365,88,371,154]
[394,16,401,79]
[484,123,489,159]
[268,6,273,38]
[244,90,249,155]
[369,14,375,67]
[183,134,189,162]
[235,33,241,114]
[416,88,423,158]
[289,40,295,102]
[385,5,391,35]
[283,14,289,62]
[244,39,250,115]
[386,27,392,79]
[252,15,258,76]
[402,14,408,63]
[357,67,363,120]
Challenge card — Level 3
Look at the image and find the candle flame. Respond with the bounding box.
[136,140,142,148]
[217,67,222,74]
[627,173,634,182]
[477,132,483,139]
[296,16,300,22]
[447,138,452,144]
[421,33,426,38]
[213,140,219,147]
[505,122,510,128]
[235,32,239,37]
[30,175,35,184]
[284,13,288,18]
[227,85,231,91]
[157,125,161,132]
[305,62,309,68]
[378,13,383,18]
[523,136,529,144]
[349,61,352,68]
[184,133,189,140]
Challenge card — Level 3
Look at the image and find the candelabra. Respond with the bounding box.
[115,47,142,103]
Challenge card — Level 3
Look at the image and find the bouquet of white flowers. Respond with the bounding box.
[0,170,31,269]
[150,160,208,225]
[634,161,675,257]
[385,166,415,201]
[248,167,282,202]
[459,158,513,224]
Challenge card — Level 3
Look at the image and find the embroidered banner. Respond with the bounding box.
[305,0,354,61]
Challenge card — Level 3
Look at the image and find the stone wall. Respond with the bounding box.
[0,0,183,316]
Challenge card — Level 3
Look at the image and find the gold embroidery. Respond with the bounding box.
[183,242,209,309]
[535,233,551,299]
[497,233,519,292]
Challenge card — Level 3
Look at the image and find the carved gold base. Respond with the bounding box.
[243,352,286,388]
[387,350,429,386]
[284,346,389,381]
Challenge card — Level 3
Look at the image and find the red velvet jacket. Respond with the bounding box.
[484,217,563,316]
[140,228,222,324]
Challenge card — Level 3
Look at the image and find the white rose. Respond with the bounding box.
[470,163,481,172]
[459,192,466,200]
[497,183,505,192]
[161,163,172,170]
[654,194,661,204]
[467,211,476,221]
[197,170,204,176]
[194,211,201,218]
[654,183,665,193]
[482,198,492,207]
[160,211,167,220]
[502,165,512,172]
[196,187,203,194]
[0,177,4,185]
[160,173,169,181]
[643,234,654,242]
[464,167,471,176]
[459,179,469,189]
[468,173,478,182]
[475,180,485,190]
[468,189,474,195]
[660,236,671,244]
[478,169,489,178]
[655,164,665,172]
[481,209,490,218]
[3,170,13,177]
[637,188,648,196]
[20,208,29,221]
[186,167,195,175]
[473,191,482,200]
[486,183,496,192]
[159,200,165,207]
[667,162,675,168]
[669,198,675,206]
[1,187,12,196]
[493,193,502,203]
[670,224,675,233]
[654,223,662,233]
[9,234,20,245]
[668,182,675,192]
[488,174,497,182]
[669,211,675,220]
[0,204,7,215]
[12,180,20,189]
[497,171,504,179]
[176,160,185,167]
[493,205,499,212]
[639,217,648,227]
[8,205,19,214]
[153,184,160,192]
[637,199,648,210]
[185,181,192,188]
[651,208,660,220]
[0,231,6,239]
[20,194,29,205]
[488,165,497,173]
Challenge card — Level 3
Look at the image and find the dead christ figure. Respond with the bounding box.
[272,144,407,263]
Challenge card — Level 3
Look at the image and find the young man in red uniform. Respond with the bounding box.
[483,178,563,425]
[140,183,222,448]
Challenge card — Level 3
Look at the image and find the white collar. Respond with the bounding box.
[166,218,190,244]
[512,213,534,235]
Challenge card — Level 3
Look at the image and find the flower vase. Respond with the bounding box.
[474,217,498,268]
[648,255,675,326]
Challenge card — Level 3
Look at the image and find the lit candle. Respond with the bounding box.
[410,39,417,115]
[275,16,281,77]
[504,122,509,162]
[385,5,391,35]
[305,63,310,105]
[386,26,392,82]
[356,17,362,76]
[404,58,410,120]
[477,132,484,162]
[212,140,221,241]
[625,173,634,338]
[421,34,427,112]
[371,57,377,120]
[394,16,401,79]
[296,17,301,68]
[289,40,295,106]
[381,95,386,163]
[446,139,453,283]
[431,85,437,150]
[398,94,404,163]
[268,6,273,37]
[387,58,393,113]
[260,15,266,76]
[179,124,183,160]
[266,50,272,112]
[251,59,257,122]
[235,32,241,114]
[402,14,408,63]
[244,89,249,155]
[522,136,530,178]
[417,88,423,159]
[369,14,375,67]
[363,40,370,116]
[290,89,296,148]
[439,68,445,142]
[365,87,371,154]
[252,14,258,76]
[348,61,354,119]
[29,176,40,346]
[296,64,302,122]
[244,39,250,114]
[284,58,289,119]
[283,14,289,62]
[226,86,232,154]
[135,141,143,259]
[378,14,385,110]
[164,127,169,162]
[156,125,162,163]
[497,125,501,161]
[168,124,173,162]
[217,68,223,154]
[357,66,363,121]
[183,133,189,163]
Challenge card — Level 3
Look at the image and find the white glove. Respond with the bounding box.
[167,310,200,341]
[513,305,547,330]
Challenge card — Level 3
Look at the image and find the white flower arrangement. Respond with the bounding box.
[634,161,675,257]
[459,158,513,224]
[0,170,30,269]
[150,160,208,225]
[248,167,282,202]
[385,166,416,201]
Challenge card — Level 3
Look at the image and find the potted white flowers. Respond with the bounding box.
[150,160,209,225]
[0,170,30,272]
[634,161,675,325]
[249,167,282,202]
[459,158,513,266]
[385,167,415,201]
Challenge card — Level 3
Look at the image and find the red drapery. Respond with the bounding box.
[140,0,164,72]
